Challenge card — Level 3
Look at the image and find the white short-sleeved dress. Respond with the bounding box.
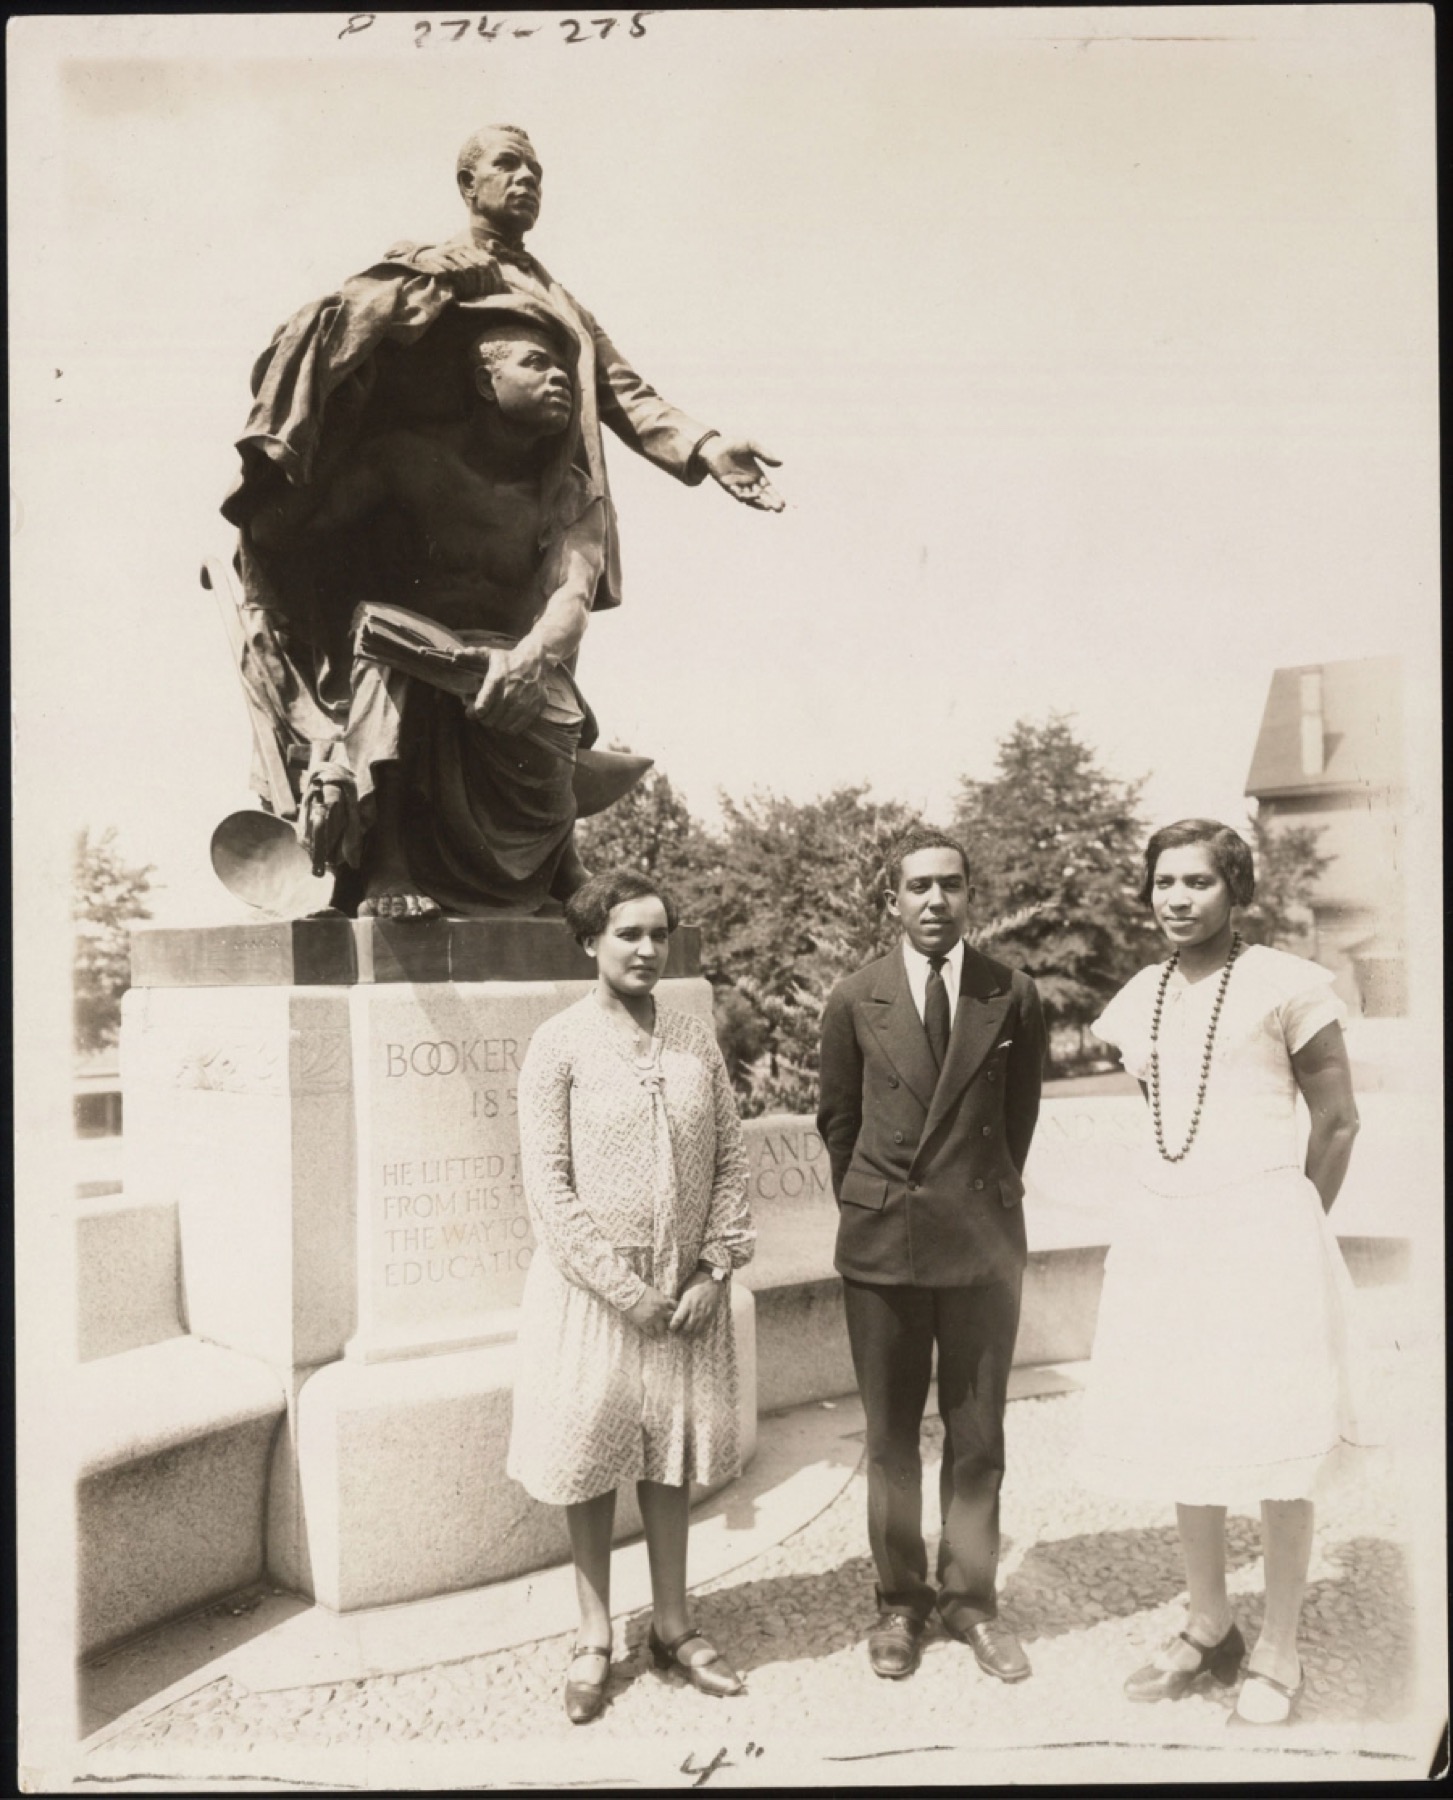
[1077,945,1367,1506]
[506,997,754,1506]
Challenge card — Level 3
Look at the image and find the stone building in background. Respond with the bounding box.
[1246,656,1406,1017]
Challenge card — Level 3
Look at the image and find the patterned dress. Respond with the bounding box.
[507,996,754,1505]
[1077,945,1369,1505]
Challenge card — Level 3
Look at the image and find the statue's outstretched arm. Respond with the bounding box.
[580,304,713,481]
[585,306,784,512]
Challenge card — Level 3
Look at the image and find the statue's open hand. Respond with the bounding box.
[699,436,785,512]
[466,644,550,735]
[298,766,363,877]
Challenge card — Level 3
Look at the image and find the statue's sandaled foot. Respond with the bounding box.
[359,882,443,921]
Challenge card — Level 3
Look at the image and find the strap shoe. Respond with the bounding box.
[563,1644,611,1724]
[1124,1622,1245,1702]
[1229,1664,1303,1727]
[648,1625,745,1697]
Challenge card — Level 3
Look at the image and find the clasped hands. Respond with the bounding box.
[624,1270,724,1341]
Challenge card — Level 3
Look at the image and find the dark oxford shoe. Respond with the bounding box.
[963,1617,1032,1683]
[868,1610,925,1680]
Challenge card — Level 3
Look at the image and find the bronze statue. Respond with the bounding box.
[217,125,783,920]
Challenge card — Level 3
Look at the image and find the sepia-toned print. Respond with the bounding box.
[11,7,1443,1791]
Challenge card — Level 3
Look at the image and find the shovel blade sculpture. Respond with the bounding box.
[212,746,651,916]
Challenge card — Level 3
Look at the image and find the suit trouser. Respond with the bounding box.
[842,1274,1022,1633]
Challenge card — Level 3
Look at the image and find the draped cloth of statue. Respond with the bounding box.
[224,238,715,606]
[219,244,704,913]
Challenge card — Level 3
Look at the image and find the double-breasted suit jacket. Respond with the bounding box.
[817,943,1046,1289]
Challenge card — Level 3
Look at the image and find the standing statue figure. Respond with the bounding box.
[218,124,783,919]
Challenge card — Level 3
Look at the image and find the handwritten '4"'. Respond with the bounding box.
[680,1741,765,1788]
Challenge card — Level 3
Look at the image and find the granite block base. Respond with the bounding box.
[75,1338,286,1657]
[76,1195,184,1363]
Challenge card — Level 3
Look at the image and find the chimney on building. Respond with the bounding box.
[1299,668,1325,777]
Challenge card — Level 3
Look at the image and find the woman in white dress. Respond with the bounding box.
[507,868,755,1723]
[1079,820,1363,1726]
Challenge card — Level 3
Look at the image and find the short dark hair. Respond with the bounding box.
[1139,819,1255,907]
[881,823,972,893]
[468,323,569,380]
[564,867,679,943]
[456,124,539,182]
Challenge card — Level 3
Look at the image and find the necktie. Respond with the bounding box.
[924,956,951,1070]
[478,233,538,275]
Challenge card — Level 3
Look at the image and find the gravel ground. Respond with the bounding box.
[103,1383,1417,1760]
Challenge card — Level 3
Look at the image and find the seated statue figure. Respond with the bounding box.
[244,293,608,919]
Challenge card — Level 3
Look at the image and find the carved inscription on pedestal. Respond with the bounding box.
[356,987,582,1349]
[376,1029,534,1302]
[353,980,714,1357]
[742,1117,833,1210]
[1020,1094,1142,1216]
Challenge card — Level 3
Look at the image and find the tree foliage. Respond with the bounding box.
[65,739,1334,1104]
[572,718,1336,1109]
[573,755,713,890]
[685,786,920,1114]
[1242,809,1332,950]
[574,758,769,1086]
[73,827,155,1053]
[952,715,1158,1027]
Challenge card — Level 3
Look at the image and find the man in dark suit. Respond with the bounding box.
[817,824,1046,1682]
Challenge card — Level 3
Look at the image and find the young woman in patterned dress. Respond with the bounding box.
[507,869,755,1723]
[1078,820,1365,1727]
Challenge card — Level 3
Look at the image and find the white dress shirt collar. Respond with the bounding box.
[901,936,965,1027]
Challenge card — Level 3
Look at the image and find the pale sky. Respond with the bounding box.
[10,6,1440,927]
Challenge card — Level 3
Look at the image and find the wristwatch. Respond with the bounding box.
[697,1259,730,1285]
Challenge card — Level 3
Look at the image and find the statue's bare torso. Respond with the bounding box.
[316,421,553,636]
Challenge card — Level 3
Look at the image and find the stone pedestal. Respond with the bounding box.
[120,916,755,1609]
[122,980,358,1371]
[346,977,594,1363]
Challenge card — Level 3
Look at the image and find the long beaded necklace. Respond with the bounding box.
[1148,931,1242,1163]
